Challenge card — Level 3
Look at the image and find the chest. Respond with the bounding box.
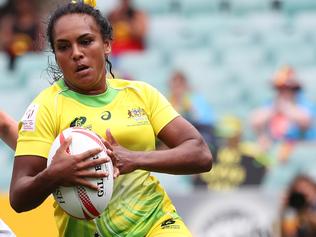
[56,98,156,151]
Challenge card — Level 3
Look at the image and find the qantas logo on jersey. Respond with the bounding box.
[70,116,87,127]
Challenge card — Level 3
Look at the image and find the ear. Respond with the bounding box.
[103,40,111,54]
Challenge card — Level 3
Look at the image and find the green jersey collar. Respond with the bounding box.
[57,79,119,107]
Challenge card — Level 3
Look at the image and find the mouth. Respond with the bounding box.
[75,64,90,73]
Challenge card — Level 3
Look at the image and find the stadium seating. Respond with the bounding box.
[147,14,205,52]
[228,0,271,15]
[179,0,221,16]
[95,0,117,15]
[14,52,53,84]
[0,87,32,120]
[25,70,52,99]
[298,68,316,102]
[0,52,9,72]
[133,0,175,15]
[219,46,268,69]
[244,12,288,33]
[170,48,217,69]
[0,69,22,90]
[116,49,165,77]
[262,143,316,192]
[282,0,316,14]
[293,13,316,45]
[271,45,316,68]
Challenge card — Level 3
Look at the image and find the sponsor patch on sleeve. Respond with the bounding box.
[21,103,39,131]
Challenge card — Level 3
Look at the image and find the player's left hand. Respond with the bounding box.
[103,129,139,177]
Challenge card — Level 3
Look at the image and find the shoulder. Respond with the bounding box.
[108,78,156,93]
[297,94,316,108]
[31,82,63,107]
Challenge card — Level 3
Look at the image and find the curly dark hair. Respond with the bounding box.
[46,2,114,81]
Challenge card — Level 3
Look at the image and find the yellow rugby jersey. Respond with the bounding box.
[15,79,180,237]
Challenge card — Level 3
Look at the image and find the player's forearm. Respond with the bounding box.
[0,127,18,150]
[136,138,212,175]
[0,112,18,149]
[10,168,57,212]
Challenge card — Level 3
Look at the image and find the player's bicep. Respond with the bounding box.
[157,116,202,148]
[11,155,47,182]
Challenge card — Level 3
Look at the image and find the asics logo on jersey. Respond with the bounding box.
[161,218,177,229]
[101,111,111,120]
[70,116,87,127]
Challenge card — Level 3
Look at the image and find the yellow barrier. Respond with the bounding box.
[0,193,58,237]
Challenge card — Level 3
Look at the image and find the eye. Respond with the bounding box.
[56,43,70,52]
[80,38,93,46]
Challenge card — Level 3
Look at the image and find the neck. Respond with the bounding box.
[63,79,107,95]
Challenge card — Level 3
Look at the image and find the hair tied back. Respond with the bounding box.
[71,0,96,8]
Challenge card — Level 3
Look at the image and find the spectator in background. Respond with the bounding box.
[271,0,282,10]
[281,174,316,237]
[251,66,316,153]
[107,0,148,57]
[0,0,44,70]
[166,70,217,189]
[168,70,217,152]
[199,116,267,191]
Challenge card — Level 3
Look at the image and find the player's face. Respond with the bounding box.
[53,13,111,95]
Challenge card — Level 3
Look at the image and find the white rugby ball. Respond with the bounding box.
[47,127,113,220]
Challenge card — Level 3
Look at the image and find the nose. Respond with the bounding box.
[71,44,83,61]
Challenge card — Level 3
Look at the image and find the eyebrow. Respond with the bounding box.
[56,33,93,43]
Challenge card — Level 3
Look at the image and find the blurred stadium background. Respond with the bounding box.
[1,0,316,236]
